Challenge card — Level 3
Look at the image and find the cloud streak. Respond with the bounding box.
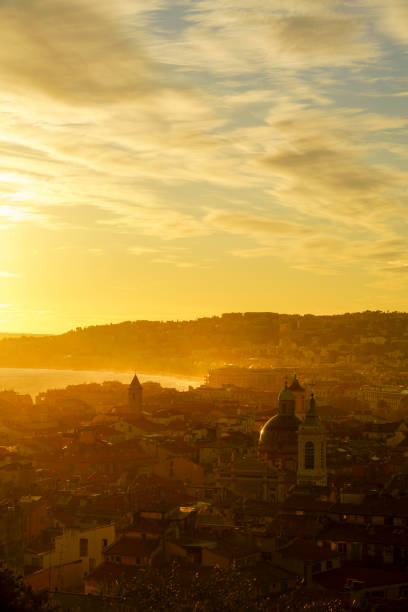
[0,0,156,106]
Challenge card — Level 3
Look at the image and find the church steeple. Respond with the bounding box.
[128,374,143,412]
[297,394,327,487]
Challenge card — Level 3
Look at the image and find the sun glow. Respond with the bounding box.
[0,0,406,334]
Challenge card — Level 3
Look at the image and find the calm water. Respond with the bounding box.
[0,368,202,398]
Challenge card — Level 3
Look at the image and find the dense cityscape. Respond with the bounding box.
[1,314,408,610]
[1,0,408,609]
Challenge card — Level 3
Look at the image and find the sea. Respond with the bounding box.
[0,368,203,398]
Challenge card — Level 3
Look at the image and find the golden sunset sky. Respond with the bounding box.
[1,0,407,333]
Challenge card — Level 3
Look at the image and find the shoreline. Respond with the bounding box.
[0,367,203,397]
[0,365,204,382]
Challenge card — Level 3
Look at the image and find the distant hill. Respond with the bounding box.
[0,332,48,339]
[0,311,406,376]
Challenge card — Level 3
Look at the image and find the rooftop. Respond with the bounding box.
[279,539,341,563]
[314,565,408,591]
[86,562,143,584]
[104,536,160,557]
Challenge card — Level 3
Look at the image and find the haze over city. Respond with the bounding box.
[2,3,408,609]
[0,0,407,334]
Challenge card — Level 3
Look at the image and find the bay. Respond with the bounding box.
[0,367,202,398]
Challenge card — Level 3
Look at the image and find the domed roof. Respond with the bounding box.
[260,413,300,436]
[259,378,300,453]
[259,412,301,447]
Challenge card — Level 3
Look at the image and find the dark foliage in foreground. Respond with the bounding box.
[108,563,348,611]
[0,567,57,611]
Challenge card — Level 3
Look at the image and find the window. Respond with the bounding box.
[326,561,332,570]
[305,441,314,470]
[338,542,347,554]
[102,538,108,550]
[320,444,325,467]
[79,538,88,557]
[89,558,95,572]
[312,563,321,574]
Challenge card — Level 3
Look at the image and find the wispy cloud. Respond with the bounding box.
[0,0,407,328]
[0,0,156,106]
[369,0,408,46]
[150,0,378,74]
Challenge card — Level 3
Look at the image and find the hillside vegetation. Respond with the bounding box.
[0,311,407,376]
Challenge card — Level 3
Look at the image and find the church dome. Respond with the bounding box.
[258,379,300,464]
[259,412,300,446]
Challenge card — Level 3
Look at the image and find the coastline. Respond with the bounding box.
[0,367,203,397]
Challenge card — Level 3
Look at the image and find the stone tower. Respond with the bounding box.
[128,374,143,412]
[297,394,327,487]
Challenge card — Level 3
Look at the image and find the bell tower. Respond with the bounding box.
[297,394,327,487]
[128,374,143,412]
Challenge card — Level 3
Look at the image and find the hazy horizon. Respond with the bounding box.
[2,307,408,337]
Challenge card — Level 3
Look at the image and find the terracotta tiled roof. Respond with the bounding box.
[208,540,260,559]
[268,515,323,539]
[86,562,142,584]
[125,518,170,536]
[104,536,160,557]
[282,495,334,513]
[365,421,403,433]
[319,523,408,547]
[278,538,340,562]
[314,565,408,591]
[330,497,408,518]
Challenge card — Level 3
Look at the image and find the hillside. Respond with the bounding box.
[0,311,407,376]
[0,333,46,339]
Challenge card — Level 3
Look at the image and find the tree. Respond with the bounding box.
[0,567,57,611]
[116,562,346,611]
